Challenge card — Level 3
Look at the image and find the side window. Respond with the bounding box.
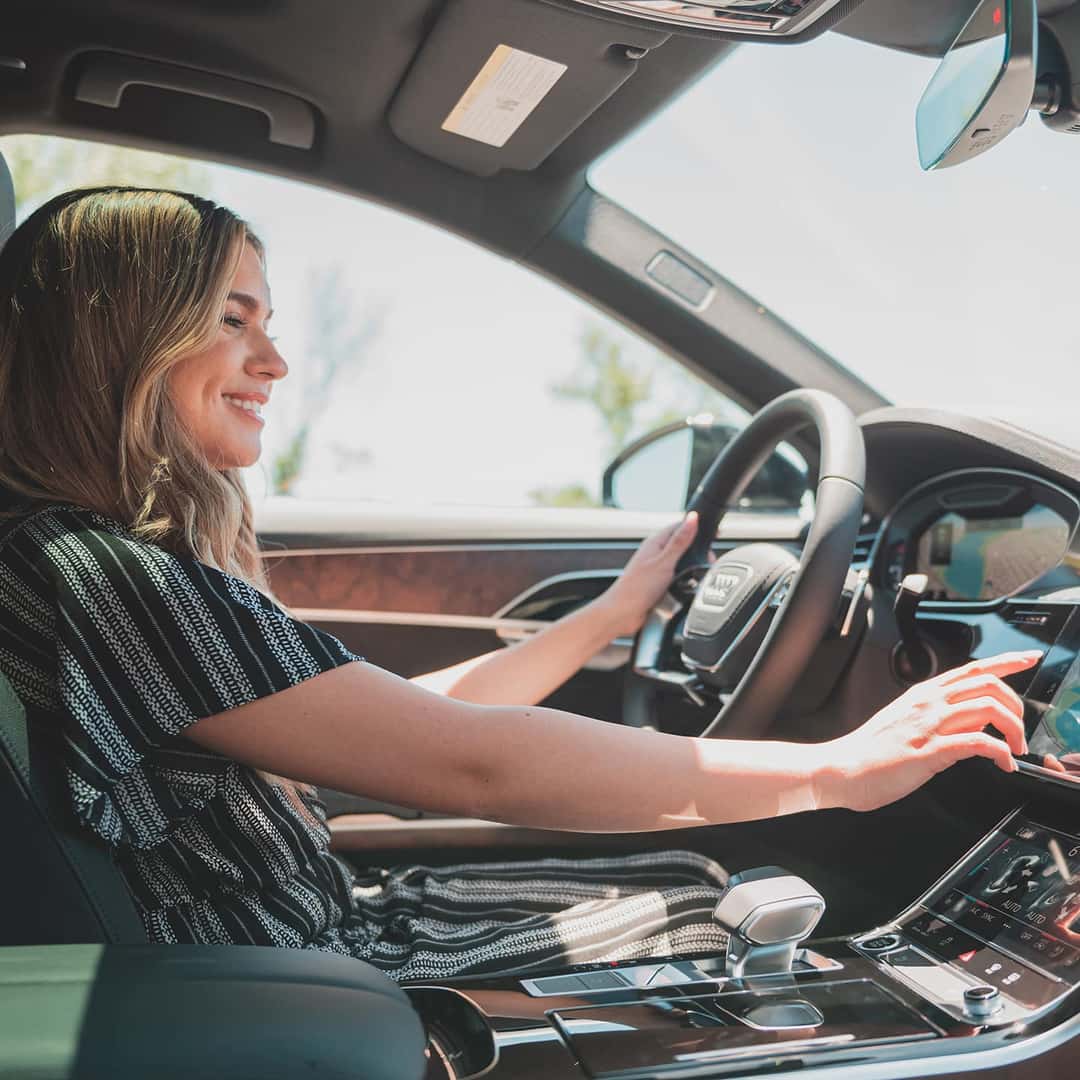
[1,134,805,512]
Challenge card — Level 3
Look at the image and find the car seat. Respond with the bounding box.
[0,155,146,945]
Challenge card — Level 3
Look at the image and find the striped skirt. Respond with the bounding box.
[341,849,731,982]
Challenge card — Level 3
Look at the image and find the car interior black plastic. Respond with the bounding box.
[74,53,318,150]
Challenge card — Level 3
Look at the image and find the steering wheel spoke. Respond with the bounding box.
[633,666,708,708]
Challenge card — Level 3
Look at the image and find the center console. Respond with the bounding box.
[854,812,1080,1025]
[414,809,1080,1079]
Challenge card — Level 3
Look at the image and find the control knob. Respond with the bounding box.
[963,984,1002,1020]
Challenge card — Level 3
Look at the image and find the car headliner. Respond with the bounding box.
[3,0,1073,257]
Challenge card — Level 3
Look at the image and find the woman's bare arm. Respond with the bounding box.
[411,515,698,706]
[410,594,625,706]
[184,651,1039,832]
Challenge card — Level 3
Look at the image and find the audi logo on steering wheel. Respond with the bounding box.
[701,568,746,609]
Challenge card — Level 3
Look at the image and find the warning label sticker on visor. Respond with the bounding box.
[442,44,567,148]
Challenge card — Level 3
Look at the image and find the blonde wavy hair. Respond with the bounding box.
[0,186,270,594]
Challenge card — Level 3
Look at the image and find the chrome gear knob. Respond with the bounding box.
[713,866,825,978]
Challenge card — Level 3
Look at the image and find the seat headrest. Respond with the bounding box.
[0,152,14,250]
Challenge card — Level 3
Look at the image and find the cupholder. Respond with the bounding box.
[405,986,498,1080]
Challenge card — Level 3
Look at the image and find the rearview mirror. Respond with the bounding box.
[916,0,1037,170]
[602,418,808,513]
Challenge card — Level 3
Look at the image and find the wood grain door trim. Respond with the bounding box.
[289,609,545,633]
[328,815,657,853]
[263,544,635,618]
[291,609,631,671]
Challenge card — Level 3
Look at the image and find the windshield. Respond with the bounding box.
[591,31,1079,451]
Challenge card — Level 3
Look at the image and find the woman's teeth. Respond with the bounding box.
[223,395,263,417]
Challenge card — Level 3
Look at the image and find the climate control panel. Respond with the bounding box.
[853,813,1080,1023]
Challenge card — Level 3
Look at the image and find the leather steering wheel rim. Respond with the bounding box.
[630,389,866,739]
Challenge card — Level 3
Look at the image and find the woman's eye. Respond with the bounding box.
[223,313,246,329]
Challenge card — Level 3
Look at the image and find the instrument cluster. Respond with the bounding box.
[874,469,1080,606]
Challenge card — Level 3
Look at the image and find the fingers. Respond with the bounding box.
[934,732,1018,774]
[936,650,1044,687]
[647,512,696,551]
[935,695,1027,755]
[673,511,698,544]
[662,512,699,557]
[944,673,1024,724]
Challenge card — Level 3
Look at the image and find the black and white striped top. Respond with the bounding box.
[0,502,366,948]
[0,502,735,981]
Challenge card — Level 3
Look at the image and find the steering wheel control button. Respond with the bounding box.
[963,984,1002,1019]
[860,933,902,953]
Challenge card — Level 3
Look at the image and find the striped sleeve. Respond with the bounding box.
[35,509,360,841]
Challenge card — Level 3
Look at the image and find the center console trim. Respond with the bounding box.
[732,1006,1080,1080]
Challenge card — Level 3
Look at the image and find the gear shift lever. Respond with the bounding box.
[713,866,825,978]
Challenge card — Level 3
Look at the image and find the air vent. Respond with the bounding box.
[851,515,881,566]
[563,0,845,37]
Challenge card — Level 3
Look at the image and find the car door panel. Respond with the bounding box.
[256,499,804,842]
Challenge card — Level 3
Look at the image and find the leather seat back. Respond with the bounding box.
[0,671,147,944]
[0,152,146,945]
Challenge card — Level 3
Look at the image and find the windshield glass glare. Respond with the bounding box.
[591,31,1080,451]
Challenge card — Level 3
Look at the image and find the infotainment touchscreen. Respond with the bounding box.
[1028,648,1080,767]
[1021,606,1080,777]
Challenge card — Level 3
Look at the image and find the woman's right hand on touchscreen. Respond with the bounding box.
[821,650,1043,813]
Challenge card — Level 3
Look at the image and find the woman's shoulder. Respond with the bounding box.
[0,500,182,583]
[0,500,132,549]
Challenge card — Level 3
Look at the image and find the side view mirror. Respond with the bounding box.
[602,417,808,513]
[916,0,1037,170]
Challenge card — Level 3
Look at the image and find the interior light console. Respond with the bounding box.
[561,0,846,37]
[853,812,1080,1024]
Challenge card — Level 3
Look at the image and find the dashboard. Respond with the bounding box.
[856,411,1080,793]
[869,468,1080,778]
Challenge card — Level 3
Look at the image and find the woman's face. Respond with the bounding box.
[168,241,287,469]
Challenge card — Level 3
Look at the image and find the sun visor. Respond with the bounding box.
[388,0,668,177]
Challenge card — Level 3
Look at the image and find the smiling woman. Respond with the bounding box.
[0,182,1041,983]
[168,242,286,471]
[0,186,270,582]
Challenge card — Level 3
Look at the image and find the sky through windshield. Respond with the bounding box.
[592,31,1080,452]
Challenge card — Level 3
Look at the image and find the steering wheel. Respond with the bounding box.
[627,389,866,739]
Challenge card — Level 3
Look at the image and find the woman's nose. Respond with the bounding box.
[250,334,289,381]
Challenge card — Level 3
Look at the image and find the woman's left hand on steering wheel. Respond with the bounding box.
[602,512,702,638]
